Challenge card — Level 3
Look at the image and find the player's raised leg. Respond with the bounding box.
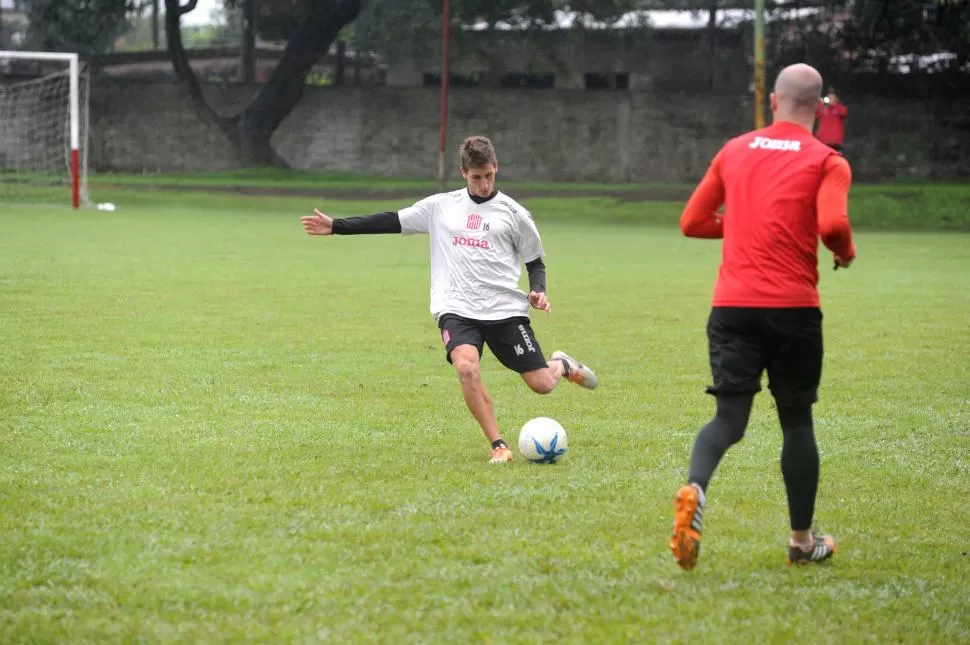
[551,351,598,389]
[670,392,755,570]
[482,318,599,394]
[449,345,512,464]
[520,363,560,394]
[520,353,598,393]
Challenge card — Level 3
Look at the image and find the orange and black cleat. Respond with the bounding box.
[787,533,836,565]
[670,483,705,570]
[551,351,598,390]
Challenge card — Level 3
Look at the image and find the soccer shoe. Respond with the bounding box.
[787,533,836,565]
[489,445,513,464]
[551,351,598,389]
[670,483,705,571]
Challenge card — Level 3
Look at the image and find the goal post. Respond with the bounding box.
[0,50,89,208]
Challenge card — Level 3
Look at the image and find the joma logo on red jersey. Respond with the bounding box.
[749,136,802,151]
[452,236,490,249]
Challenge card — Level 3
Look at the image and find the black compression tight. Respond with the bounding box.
[687,394,820,532]
[777,400,819,531]
[688,394,754,491]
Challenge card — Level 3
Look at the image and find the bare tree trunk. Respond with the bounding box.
[242,0,256,83]
[152,0,160,49]
[164,0,235,134]
[165,0,362,168]
[334,39,346,86]
[353,35,362,86]
[242,1,361,137]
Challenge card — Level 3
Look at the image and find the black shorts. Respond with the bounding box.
[705,307,823,406]
[437,314,548,374]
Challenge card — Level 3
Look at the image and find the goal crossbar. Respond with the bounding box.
[0,50,82,208]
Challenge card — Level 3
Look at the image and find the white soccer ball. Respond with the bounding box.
[518,417,568,464]
[97,202,116,211]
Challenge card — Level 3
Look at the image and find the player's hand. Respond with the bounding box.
[833,244,856,270]
[529,291,551,313]
[302,209,334,236]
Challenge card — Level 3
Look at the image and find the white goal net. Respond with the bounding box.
[0,51,90,207]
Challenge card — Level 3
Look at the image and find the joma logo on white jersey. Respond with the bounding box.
[452,236,490,249]
[748,136,802,151]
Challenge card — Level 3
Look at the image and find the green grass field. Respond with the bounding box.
[2,181,969,643]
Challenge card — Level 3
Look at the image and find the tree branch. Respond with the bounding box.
[242,0,362,135]
[164,0,236,132]
[178,0,198,16]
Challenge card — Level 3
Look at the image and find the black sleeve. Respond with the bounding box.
[332,212,402,235]
[525,257,546,294]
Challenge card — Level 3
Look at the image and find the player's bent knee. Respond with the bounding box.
[530,381,555,395]
[522,370,556,395]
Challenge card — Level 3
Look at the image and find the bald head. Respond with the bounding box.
[773,63,824,111]
[769,63,824,130]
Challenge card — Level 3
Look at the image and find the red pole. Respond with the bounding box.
[71,148,80,208]
[437,0,450,192]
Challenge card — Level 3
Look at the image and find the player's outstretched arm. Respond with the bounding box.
[301,208,404,236]
[302,209,334,236]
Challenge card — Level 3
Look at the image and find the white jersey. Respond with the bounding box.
[398,189,544,321]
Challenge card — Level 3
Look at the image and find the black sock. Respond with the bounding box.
[559,358,571,376]
[491,439,508,449]
[688,394,754,491]
[778,401,819,531]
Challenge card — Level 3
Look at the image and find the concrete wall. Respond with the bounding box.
[388,29,750,93]
[88,82,970,182]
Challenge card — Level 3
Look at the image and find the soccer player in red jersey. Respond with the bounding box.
[816,88,849,152]
[669,63,856,570]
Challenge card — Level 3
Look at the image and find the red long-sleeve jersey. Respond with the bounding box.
[680,121,856,308]
[816,102,849,146]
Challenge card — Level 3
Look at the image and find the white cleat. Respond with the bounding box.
[551,351,598,390]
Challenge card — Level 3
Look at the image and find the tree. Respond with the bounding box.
[165,0,361,166]
[845,0,969,72]
[24,0,136,55]
[767,0,970,96]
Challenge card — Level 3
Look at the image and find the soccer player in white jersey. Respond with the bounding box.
[301,136,598,464]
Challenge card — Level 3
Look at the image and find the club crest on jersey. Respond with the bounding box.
[466,214,490,231]
[749,136,802,151]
